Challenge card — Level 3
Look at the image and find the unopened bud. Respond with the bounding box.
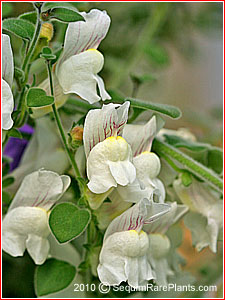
[39,23,54,42]
[31,23,54,62]
[69,126,83,149]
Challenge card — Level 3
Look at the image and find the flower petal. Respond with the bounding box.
[2,207,49,259]
[2,79,14,130]
[183,211,220,253]
[116,178,150,204]
[151,178,166,203]
[26,234,50,265]
[145,202,188,234]
[2,34,14,87]
[87,136,134,193]
[94,74,111,100]
[122,115,164,156]
[9,169,71,211]
[83,102,130,157]
[173,176,223,223]
[133,151,161,180]
[58,9,110,66]
[104,199,171,241]
[98,252,127,286]
[98,230,153,287]
[125,256,154,288]
[108,160,136,186]
[57,49,108,103]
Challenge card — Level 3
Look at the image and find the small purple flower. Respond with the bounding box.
[3,124,34,172]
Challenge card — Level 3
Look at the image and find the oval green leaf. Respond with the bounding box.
[34,258,76,297]
[49,202,91,243]
[125,97,182,119]
[19,11,37,24]
[26,88,54,107]
[50,7,84,23]
[3,18,35,40]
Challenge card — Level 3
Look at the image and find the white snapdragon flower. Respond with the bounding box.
[95,116,165,228]
[56,9,111,103]
[83,102,136,198]
[144,202,188,286]
[32,9,111,118]
[2,170,70,264]
[173,175,223,253]
[2,34,14,130]
[122,115,166,202]
[97,198,171,287]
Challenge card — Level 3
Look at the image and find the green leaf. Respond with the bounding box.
[42,8,85,23]
[40,46,56,60]
[42,2,80,11]
[118,97,182,119]
[26,88,54,107]
[163,134,207,152]
[34,258,76,297]
[8,128,23,139]
[19,11,37,24]
[3,18,35,40]
[49,202,91,243]
[2,177,15,188]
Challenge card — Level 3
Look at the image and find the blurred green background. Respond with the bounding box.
[2,2,223,298]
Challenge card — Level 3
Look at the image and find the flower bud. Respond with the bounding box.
[68,126,84,150]
[39,23,54,42]
[31,23,54,62]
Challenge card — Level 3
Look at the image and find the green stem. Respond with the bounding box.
[15,7,42,129]
[159,151,183,173]
[46,61,82,181]
[152,138,223,193]
[21,8,42,76]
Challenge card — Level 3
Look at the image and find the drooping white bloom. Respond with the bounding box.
[97,198,171,287]
[32,9,111,118]
[83,102,136,197]
[144,202,188,286]
[2,170,70,264]
[56,9,111,104]
[2,34,14,130]
[173,175,223,253]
